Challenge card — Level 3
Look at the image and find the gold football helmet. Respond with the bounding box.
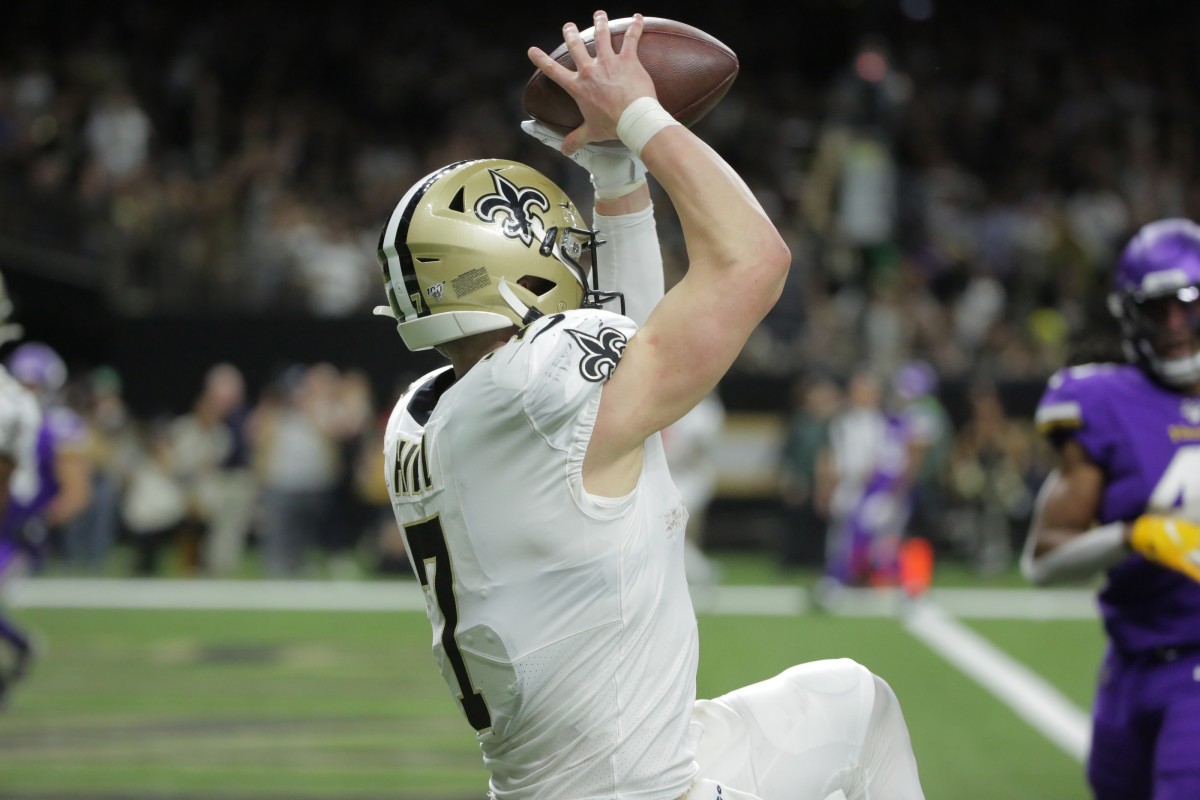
[375,159,615,351]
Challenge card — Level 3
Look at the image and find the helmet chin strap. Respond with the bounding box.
[498,279,543,326]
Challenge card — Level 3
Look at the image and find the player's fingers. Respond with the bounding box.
[562,22,591,68]
[621,13,644,60]
[527,46,574,87]
[592,10,614,57]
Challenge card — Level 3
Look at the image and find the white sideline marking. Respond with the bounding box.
[7,579,1097,619]
[904,601,1091,762]
[7,578,428,612]
[691,584,810,616]
[928,587,1098,620]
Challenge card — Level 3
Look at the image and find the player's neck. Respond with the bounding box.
[439,328,516,378]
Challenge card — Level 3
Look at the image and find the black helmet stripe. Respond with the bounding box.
[381,159,475,319]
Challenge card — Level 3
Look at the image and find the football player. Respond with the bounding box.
[5,341,91,547]
[1022,218,1200,799]
[0,277,46,705]
[376,12,924,800]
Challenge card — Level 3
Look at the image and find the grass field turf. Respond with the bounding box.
[0,569,1106,800]
[0,551,1104,800]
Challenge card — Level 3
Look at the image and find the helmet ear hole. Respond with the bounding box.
[517,275,556,296]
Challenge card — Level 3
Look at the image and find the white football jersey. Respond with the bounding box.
[0,365,42,504]
[385,309,699,800]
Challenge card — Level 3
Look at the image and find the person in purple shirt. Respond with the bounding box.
[0,342,90,703]
[0,278,41,706]
[823,367,932,590]
[1022,218,1200,800]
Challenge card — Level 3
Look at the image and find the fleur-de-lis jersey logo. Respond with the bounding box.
[474,169,550,247]
[566,327,628,382]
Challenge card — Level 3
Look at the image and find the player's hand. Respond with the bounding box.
[520,119,647,199]
[527,11,657,155]
[1129,515,1200,582]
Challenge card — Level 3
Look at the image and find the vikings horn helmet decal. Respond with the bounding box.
[374,159,616,352]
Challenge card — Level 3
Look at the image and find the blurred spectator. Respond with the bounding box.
[820,364,938,591]
[777,373,841,569]
[171,363,256,576]
[324,367,376,577]
[355,386,403,577]
[944,382,1040,574]
[57,366,133,572]
[82,87,153,190]
[120,420,187,576]
[249,364,341,578]
[821,368,893,586]
[889,360,954,549]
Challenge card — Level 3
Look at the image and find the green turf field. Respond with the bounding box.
[0,558,1106,799]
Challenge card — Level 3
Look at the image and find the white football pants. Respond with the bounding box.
[683,658,925,800]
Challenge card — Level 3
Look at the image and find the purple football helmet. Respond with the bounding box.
[1109,218,1200,388]
[7,342,67,393]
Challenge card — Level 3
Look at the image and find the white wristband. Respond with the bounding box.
[616,97,682,158]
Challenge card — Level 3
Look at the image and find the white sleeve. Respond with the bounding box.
[1019,521,1129,585]
[593,205,664,327]
[0,379,36,460]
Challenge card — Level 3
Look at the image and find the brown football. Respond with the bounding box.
[522,16,739,133]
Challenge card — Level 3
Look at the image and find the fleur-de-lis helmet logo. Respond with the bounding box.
[474,169,551,247]
[566,327,628,382]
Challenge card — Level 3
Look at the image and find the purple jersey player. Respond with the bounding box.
[0,341,89,704]
[1022,218,1200,800]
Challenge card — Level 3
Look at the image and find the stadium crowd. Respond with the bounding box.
[14,348,1041,582]
[0,2,1197,577]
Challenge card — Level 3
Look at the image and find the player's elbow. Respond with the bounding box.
[750,235,792,312]
[766,235,792,281]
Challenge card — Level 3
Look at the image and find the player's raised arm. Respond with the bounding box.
[1020,439,1122,585]
[528,12,790,494]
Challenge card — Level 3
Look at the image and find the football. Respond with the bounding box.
[522,16,739,134]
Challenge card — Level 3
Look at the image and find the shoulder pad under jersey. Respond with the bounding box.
[1035,363,1129,436]
[488,308,638,446]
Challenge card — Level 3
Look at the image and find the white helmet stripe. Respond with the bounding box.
[381,160,482,320]
[381,167,442,320]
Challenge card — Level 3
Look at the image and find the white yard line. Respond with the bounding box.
[903,601,1091,762]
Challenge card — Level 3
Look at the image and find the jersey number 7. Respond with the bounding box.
[405,516,493,733]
